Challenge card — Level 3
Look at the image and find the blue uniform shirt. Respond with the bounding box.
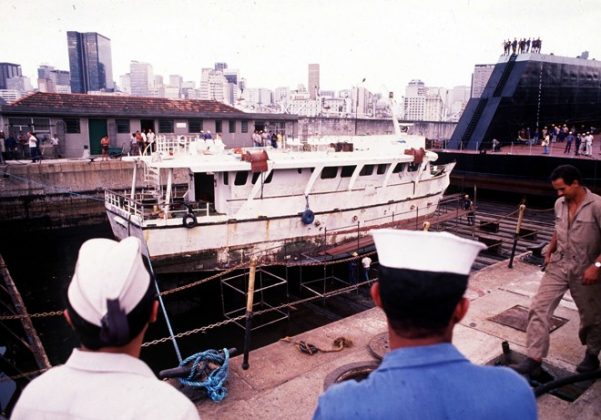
[313,343,537,420]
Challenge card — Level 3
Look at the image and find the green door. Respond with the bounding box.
[89,119,108,155]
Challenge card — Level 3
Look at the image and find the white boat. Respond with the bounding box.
[105,119,454,273]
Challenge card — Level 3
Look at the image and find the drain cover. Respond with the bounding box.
[323,361,380,390]
[368,332,390,360]
[488,304,568,332]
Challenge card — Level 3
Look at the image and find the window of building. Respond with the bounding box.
[241,120,249,133]
[321,167,338,179]
[377,164,387,175]
[234,171,248,185]
[63,118,81,133]
[341,165,356,178]
[189,119,203,133]
[215,120,222,133]
[229,120,236,133]
[359,165,374,176]
[32,118,50,133]
[158,119,174,133]
[116,119,130,133]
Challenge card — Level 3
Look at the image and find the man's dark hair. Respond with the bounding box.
[66,258,156,350]
[378,266,467,338]
[550,164,582,185]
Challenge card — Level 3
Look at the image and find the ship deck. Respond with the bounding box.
[189,256,601,420]
[434,141,601,160]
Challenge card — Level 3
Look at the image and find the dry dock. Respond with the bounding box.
[191,257,601,420]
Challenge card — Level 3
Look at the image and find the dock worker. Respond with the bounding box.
[361,255,372,282]
[463,194,476,226]
[511,165,601,376]
[313,229,536,420]
[12,237,200,420]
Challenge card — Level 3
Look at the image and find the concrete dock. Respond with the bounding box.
[191,257,601,420]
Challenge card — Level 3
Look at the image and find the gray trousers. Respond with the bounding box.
[526,269,601,360]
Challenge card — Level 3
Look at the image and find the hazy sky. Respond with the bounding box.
[2,0,600,95]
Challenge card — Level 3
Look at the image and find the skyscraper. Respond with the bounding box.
[0,63,22,90]
[308,64,320,100]
[471,64,495,98]
[129,61,154,96]
[67,31,114,93]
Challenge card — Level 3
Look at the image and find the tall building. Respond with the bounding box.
[214,62,227,72]
[37,65,71,93]
[129,61,154,96]
[404,80,426,120]
[67,31,114,93]
[0,63,22,90]
[471,64,495,98]
[308,64,320,100]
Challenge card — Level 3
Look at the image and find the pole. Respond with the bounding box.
[0,254,51,371]
[242,257,258,370]
[508,204,526,268]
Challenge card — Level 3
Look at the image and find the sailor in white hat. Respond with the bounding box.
[12,237,200,420]
[314,229,536,420]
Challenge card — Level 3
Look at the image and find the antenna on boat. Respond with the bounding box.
[389,92,402,137]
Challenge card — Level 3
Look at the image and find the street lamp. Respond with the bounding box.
[354,78,366,135]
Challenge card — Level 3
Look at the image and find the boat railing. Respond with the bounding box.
[105,190,146,221]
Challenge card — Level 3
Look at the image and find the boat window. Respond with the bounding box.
[376,164,387,175]
[321,167,338,179]
[359,165,374,176]
[297,168,303,174]
[251,171,275,184]
[234,171,248,185]
[341,165,356,178]
[408,162,419,172]
[223,172,229,185]
[393,163,405,173]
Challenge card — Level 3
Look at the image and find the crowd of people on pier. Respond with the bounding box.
[0,130,63,163]
[503,37,542,55]
[515,124,598,156]
[251,130,284,148]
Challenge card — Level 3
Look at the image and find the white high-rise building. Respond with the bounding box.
[119,74,131,94]
[6,76,32,92]
[471,64,495,98]
[130,61,154,96]
[308,64,320,100]
[200,68,228,102]
[447,85,471,121]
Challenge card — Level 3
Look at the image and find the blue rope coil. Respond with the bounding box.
[178,348,230,402]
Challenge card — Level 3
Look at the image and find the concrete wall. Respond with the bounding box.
[298,117,456,140]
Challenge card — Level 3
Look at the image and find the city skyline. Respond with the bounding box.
[2,0,599,97]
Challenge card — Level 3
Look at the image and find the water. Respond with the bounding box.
[0,222,373,376]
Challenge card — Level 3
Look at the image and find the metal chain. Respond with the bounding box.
[0,310,63,321]
[142,277,374,348]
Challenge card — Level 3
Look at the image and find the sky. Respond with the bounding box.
[1,0,600,96]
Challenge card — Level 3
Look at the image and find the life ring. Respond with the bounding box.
[301,209,315,225]
[183,213,197,228]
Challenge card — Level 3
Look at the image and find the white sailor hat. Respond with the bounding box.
[67,237,151,326]
[370,229,485,275]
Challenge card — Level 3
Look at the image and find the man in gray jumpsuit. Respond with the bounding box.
[512,165,601,375]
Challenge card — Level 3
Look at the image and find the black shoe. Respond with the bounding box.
[576,352,600,373]
[509,357,542,375]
